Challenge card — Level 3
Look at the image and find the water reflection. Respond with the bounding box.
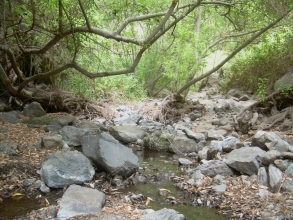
[133,149,226,220]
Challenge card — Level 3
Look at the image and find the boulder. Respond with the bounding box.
[41,151,95,188]
[82,133,139,177]
[0,141,18,156]
[251,131,293,153]
[144,133,175,152]
[114,112,142,126]
[196,160,234,177]
[225,147,266,175]
[274,70,293,92]
[205,129,223,141]
[262,150,281,165]
[109,125,146,144]
[61,126,90,147]
[170,135,200,153]
[182,128,205,142]
[226,88,244,99]
[57,184,105,220]
[0,111,21,124]
[139,208,185,220]
[274,159,290,171]
[40,134,63,149]
[268,164,282,193]
[23,101,46,118]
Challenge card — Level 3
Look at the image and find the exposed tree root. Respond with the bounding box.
[20,88,115,120]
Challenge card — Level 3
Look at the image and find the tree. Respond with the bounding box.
[0,0,291,112]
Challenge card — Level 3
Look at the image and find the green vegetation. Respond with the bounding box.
[0,0,292,108]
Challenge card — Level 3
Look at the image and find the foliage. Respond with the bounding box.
[224,27,293,97]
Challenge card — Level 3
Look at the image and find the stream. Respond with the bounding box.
[0,149,225,220]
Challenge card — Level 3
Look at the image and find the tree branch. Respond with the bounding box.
[176,10,291,96]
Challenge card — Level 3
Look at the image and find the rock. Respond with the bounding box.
[182,128,205,142]
[226,88,244,99]
[49,116,75,128]
[258,189,269,199]
[61,126,90,147]
[211,118,229,126]
[40,182,50,193]
[170,135,200,153]
[139,208,185,220]
[239,95,250,101]
[41,151,95,188]
[144,133,175,152]
[109,125,146,144]
[40,134,63,149]
[219,136,241,153]
[285,163,293,178]
[0,141,18,156]
[191,170,203,180]
[198,147,209,160]
[262,150,282,165]
[268,164,282,193]
[274,159,290,171]
[205,129,223,141]
[251,131,293,152]
[225,147,266,175]
[274,70,293,92]
[197,160,234,177]
[44,125,62,132]
[78,121,106,132]
[282,180,293,192]
[82,133,139,177]
[281,152,293,160]
[23,102,46,118]
[178,158,193,165]
[258,167,268,187]
[212,184,227,192]
[207,141,222,160]
[138,120,164,128]
[0,111,21,124]
[114,112,142,126]
[57,184,105,220]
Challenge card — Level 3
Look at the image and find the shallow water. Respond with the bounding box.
[132,149,226,220]
[0,149,225,220]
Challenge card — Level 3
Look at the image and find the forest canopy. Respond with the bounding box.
[0,0,292,111]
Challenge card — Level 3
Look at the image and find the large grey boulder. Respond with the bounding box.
[139,208,185,220]
[225,147,266,175]
[196,160,234,177]
[57,184,105,220]
[109,125,146,144]
[0,111,21,124]
[170,135,200,153]
[41,151,95,188]
[274,70,293,92]
[268,164,282,193]
[23,101,46,118]
[61,126,90,147]
[82,133,139,177]
[251,131,293,153]
[144,133,175,152]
